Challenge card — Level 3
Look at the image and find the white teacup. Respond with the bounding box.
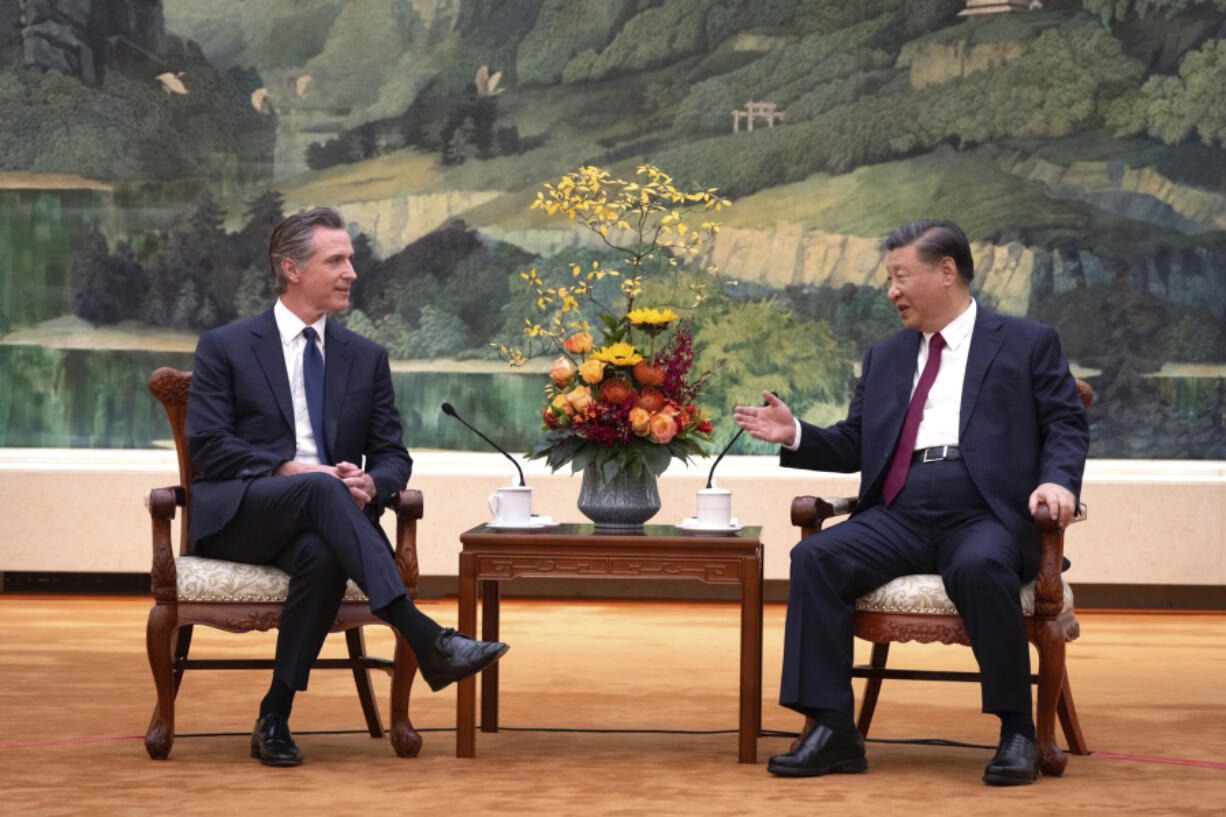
[696,487,732,528]
[488,485,533,525]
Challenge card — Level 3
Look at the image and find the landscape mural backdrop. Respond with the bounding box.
[2,0,1225,459]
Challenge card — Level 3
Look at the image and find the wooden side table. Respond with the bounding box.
[456,523,765,763]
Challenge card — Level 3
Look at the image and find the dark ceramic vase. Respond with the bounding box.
[576,463,661,532]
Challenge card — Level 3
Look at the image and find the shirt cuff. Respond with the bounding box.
[783,418,802,452]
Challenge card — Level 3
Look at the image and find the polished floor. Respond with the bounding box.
[0,595,1223,816]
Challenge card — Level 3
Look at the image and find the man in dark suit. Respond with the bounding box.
[186,207,508,766]
[734,219,1088,785]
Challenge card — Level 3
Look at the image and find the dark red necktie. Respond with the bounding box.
[882,332,946,505]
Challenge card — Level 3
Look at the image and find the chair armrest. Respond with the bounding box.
[389,489,424,596]
[791,496,857,537]
[1031,503,1086,617]
[145,486,186,603]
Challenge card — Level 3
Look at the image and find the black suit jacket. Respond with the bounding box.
[782,308,1088,577]
[184,308,412,547]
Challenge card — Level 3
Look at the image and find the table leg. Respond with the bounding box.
[456,551,477,758]
[481,579,500,733]
[738,550,764,763]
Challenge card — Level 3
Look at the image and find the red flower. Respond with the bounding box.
[636,387,665,413]
[697,420,713,434]
[632,359,666,387]
[598,377,635,406]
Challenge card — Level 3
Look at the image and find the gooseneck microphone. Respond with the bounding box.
[706,429,744,489]
[707,393,777,489]
[441,402,526,486]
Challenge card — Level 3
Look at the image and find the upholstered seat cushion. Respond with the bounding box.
[175,555,368,603]
[855,573,1073,615]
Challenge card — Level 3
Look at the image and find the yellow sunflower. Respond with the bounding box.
[590,342,644,366]
[626,307,679,326]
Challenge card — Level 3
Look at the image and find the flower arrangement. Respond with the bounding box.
[498,163,732,480]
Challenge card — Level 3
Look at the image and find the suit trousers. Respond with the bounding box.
[196,472,408,690]
[780,459,1032,720]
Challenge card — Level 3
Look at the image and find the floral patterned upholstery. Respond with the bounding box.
[856,573,1074,616]
[175,555,368,603]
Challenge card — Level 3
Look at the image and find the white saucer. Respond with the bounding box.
[675,516,743,535]
[484,515,559,531]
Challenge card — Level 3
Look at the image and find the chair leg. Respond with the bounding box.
[172,624,193,697]
[856,642,890,738]
[1033,624,1069,777]
[346,627,383,738]
[387,631,422,757]
[1057,667,1089,755]
[145,604,178,760]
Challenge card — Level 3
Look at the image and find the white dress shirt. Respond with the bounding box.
[273,298,327,465]
[786,299,977,452]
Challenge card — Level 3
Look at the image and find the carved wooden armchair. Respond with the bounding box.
[788,380,1094,777]
[144,367,424,760]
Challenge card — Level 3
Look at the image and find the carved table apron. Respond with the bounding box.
[456,523,764,763]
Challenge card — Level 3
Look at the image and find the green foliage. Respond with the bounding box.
[71,238,149,325]
[673,15,900,133]
[1167,310,1226,362]
[410,305,468,357]
[690,295,853,453]
[516,0,639,85]
[572,0,713,83]
[1104,39,1226,148]
[793,0,905,36]
[660,23,1143,196]
[786,284,901,355]
[0,49,274,182]
[1081,0,1226,28]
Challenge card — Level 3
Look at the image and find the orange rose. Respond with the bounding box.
[636,387,665,413]
[566,385,593,412]
[551,393,574,415]
[648,411,678,444]
[578,358,606,384]
[599,377,635,406]
[633,359,666,387]
[563,331,593,354]
[629,407,651,436]
[550,356,576,387]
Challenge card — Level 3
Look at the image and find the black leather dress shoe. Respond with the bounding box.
[417,628,509,692]
[767,723,868,777]
[250,713,302,767]
[983,733,1039,785]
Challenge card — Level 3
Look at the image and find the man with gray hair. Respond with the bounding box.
[185,207,508,766]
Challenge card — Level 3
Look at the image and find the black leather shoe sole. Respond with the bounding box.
[767,756,868,778]
[250,735,303,767]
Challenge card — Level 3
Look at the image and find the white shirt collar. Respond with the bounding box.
[273,298,326,348]
[925,298,976,351]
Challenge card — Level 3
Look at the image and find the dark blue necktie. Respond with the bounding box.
[301,326,330,464]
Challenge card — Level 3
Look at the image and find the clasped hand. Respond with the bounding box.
[272,460,376,508]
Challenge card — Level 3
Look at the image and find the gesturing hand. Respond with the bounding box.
[732,390,796,445]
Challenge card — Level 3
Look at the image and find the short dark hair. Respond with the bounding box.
[883,219,974,283]
[268,207,346,294]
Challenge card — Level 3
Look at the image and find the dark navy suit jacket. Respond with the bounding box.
[782,308,1088,578]
[184,308,412,548]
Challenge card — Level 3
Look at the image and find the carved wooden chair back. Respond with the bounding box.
[143,366,424,761]
[788,379,1094,778]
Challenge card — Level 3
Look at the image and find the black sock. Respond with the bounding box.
[259,677,295,720]
[374,595,444,659]
[812,708,855,733]
[998,711,1036,741]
